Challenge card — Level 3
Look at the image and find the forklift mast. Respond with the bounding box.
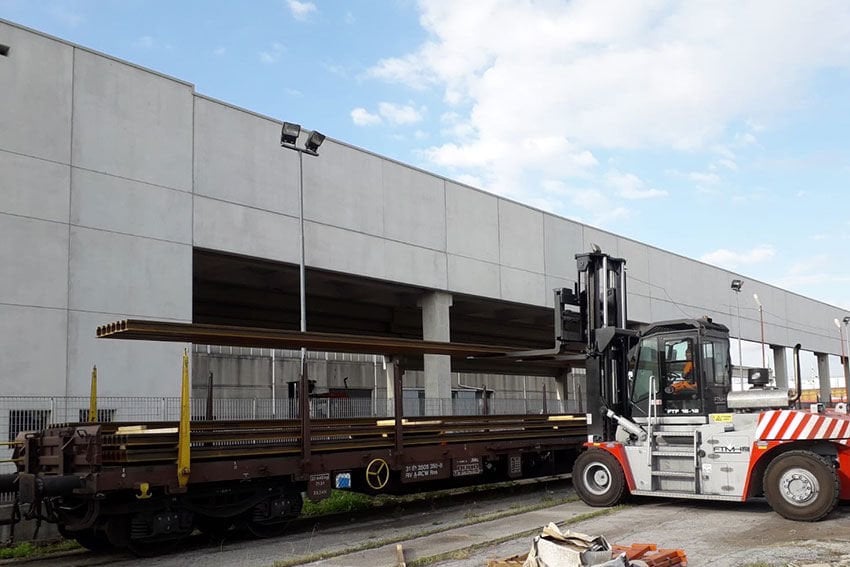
[572,251,638,441]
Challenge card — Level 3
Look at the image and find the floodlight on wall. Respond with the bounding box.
[281,122,301,146]
[304,131,325,155]
[730,279,743,292]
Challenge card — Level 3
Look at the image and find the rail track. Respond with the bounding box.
[11,474,574,566]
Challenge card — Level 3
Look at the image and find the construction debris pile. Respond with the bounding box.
[488,524,687,567]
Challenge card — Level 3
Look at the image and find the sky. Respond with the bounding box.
[3,1,850,381]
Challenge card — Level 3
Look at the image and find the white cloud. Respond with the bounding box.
[717,159,738,171]
[287,0,316,21]
[351,108,382,126]
[134,35,155,49]
[689,171,722,185]
[213,46,227,56]
[539,180,632,228]
[605,171,668,200]
[367,1,850,200]
[700,245,776,269]
[259,42,285,64]
[350,103,426,127]
[378,102,424,125]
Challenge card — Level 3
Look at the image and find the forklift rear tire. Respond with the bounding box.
[763,450,839,521]
[572,449,627,507]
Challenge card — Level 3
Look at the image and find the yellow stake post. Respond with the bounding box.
[88,365,97,422]
[177,349,191,488]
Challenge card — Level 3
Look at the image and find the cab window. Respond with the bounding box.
[661,337,701,415]
[630,337,659,416]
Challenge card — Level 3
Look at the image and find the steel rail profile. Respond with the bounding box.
[96,319,515,357]
[91,414,587,465]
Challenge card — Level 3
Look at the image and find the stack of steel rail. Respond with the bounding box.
[68,414,587,466]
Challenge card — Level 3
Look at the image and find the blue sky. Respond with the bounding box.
[4,1,850,378]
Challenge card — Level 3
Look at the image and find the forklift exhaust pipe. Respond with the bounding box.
[790,343,802,407]
[605,409,647,442]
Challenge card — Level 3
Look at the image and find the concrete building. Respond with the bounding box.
[2,19,848,416]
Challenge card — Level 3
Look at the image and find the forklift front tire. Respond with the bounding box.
[572,449,627,507]
[763,450,839,521]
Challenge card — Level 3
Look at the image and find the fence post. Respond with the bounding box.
[252,398,256,420]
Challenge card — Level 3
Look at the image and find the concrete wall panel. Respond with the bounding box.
[544,215,582,278]
[303,140,383,236]
[627,293,652,323]
[71,169,192,243]
[69,226,191,318]
[193,196,300,264]
[0,22,72,162]
[0,215,68,308]
[0,304,67,395]
[448,255,500,298]
[498,200,544,273]
[306,222,385,279]
[618,239,651,300]
[582,227,619,257]
[446,183,499,263]
[384,239,447,290]
[383,161,446,251]
[194,97,299,216]
[66,310,185,397]
[500,266,546,306]
[0,153,70,223]
[72,50,193,190]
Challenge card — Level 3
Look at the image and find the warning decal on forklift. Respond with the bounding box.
[710,413,734,423]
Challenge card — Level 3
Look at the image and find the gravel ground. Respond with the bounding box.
[5,484,850,567]
[442,498,850,567]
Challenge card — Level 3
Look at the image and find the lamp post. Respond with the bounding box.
[280,122,325,411]
[753,293,766,367]
[730,279,744,387]
[844,316,850,360]
[837,317,850,402]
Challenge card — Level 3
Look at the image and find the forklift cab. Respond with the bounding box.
[628,320,731,419]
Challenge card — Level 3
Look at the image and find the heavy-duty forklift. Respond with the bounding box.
[565,251,850,521]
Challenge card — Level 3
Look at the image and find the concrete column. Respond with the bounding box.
[554,371,569,413]
[815,353,832,406]
[419,291,453,414]
[843,355,850,403]
[771,345,787,389]
[383,357,396,418]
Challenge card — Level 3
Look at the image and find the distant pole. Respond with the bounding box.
[753,293,765,367]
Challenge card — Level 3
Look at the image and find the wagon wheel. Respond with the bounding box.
[365,458,390,490]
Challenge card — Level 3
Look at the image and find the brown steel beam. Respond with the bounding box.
[97,319,516,357]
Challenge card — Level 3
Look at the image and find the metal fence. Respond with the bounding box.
[0,395,581,478]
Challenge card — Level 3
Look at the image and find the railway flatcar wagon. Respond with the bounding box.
[2,321,585,555]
